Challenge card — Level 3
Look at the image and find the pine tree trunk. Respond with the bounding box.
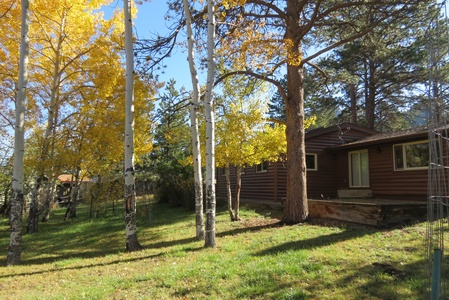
[282,0,308,224]
[182,0,204,240]
[204,0,216,248]
[349,83,357,124]
[365,60,376,129]
[7,0,29,265]
[124,0,142,252]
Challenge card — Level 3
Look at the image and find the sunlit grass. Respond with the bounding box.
[0,199,439,299]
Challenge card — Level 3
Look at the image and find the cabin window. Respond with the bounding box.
[393,140,429,170]
[349,150,369,187]
[256,161,268,173]
[306,153,317,171]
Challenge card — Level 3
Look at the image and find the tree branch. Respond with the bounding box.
[215,70,288,102]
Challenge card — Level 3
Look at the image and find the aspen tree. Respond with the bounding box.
[25,0,121,232]
[123,0,142,251]
[7,0,29,265]
[182,0,205,240]
[204,0,216,248]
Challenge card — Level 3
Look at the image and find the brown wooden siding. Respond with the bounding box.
[216,164,279,202]
[334,137,429,201]
[305,126,373,199]
[216,124,376,202]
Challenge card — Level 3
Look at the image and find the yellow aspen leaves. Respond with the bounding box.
[284,38,302,66]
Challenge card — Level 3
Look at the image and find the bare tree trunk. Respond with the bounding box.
[182,0,204,240]
[28,13,66,233]
[204,0,216,248]
[225,165,235,221]
[7,0,29,265]
[69,169,80,219]
[64,169,80,221]
[0,188,9,215]
[349,83,357,124]
[41,176,57,222]
[234,165,242,221]
[365,60,376,129]
[282,0,308,224]
[124,0,142,252]
[27,179,40,233]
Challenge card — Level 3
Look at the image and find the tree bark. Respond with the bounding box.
[365,59,376,129]
[64,170,80,221]
[28,12,66,233]
[225,165,235,221]
[234,165,242,221]
[282,0,308,224]
[69,169,80,219]
[27,179,40,233]
[7,0,29,265]
[124,0,142,252]
[182,0,204,240]
[204,0,216,248]
[349,83,357,124]
[41,176,57,222]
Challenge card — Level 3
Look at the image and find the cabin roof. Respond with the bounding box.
[330,126,428,149]
[57,174,91,183]
[305,122,379,139]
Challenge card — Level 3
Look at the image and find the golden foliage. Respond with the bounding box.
[284,39,302,66]
[2,0,156,178]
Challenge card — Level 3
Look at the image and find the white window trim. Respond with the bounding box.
[348,149,370,188]
[306,153,318,171]
[393,140,429,171]
[255,162,268,173]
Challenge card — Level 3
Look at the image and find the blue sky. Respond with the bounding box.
[106,0,195,91]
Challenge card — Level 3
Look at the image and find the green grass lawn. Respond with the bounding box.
[0,200,440,299]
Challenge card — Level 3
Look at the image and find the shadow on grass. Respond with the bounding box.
[328,258,430,299]
[0,202,216,267]
[255,224,378,256]
[0,251,165,279]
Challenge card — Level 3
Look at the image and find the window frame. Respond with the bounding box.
[348,149,370,188]
[306,153,318,171]
[255,161,268,173]
[393,140,429,171]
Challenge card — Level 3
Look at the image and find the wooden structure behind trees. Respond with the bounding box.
[216,123,432,225]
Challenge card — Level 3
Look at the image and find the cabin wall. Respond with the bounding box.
[334,137,429,201]
[216,125,376,203]
[306,127,374,199]
[216,164,281,203]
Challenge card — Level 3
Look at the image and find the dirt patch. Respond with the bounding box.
[241,217,281,229]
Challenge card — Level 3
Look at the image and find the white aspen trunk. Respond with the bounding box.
[41,176,57,222]
[123,0,142,252]
[234,164,242,221]
[225,164,235,221]
[204,0,216,248]
[64,168,80,221]
[28,15,65,233]
[7,0,29,265]
[182,0,204,240]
